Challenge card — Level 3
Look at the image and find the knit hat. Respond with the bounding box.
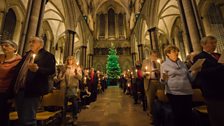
[0,40,18,51]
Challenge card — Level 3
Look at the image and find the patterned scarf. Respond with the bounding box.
[14,52,33,93]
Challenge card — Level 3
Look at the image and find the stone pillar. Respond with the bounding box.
[88,54,93,68]
[138,44,143,62]
[105,14,108,39]
[123,14,127,38]
[96,14,100,39]
[19,0,47,54]
[177,0,202,53]
[36,0,47,36]
[148,27,159,51]
[131,52,136,66]
[202,16,213,35]
[80,46,87,68]
[64,30,75,62]
[115,14,119,39]
[0,11,5,40]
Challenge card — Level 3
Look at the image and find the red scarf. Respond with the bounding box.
[90,71,94,83]
[137,70,143,79]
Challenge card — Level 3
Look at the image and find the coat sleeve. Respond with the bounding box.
[37,53,56,75]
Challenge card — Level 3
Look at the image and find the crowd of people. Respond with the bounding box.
[119,36,224,126]
[0,35,223,126]
[0,37,107,126]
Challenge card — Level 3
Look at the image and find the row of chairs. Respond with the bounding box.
[155,89,209,126]
[9,89,66,126]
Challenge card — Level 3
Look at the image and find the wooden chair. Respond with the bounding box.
[9,89,66,126]
[192,89,208,114]
[156,89,169,103]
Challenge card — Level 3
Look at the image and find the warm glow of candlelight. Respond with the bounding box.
[135,69,137,72]
[157,59,161,64]
[32,54,36,63]
[145,66,148,70]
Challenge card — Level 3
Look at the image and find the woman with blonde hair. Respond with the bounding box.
[62,56,82,125]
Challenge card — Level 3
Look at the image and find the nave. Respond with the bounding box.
[77,86,152,126]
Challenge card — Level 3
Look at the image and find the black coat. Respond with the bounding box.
[13,49,56,97]
[193,51,224,101]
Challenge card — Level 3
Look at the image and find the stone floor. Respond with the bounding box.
[77,86,152,126]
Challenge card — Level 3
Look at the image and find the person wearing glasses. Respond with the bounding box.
[0,40,21,126]
[160,45,196,126]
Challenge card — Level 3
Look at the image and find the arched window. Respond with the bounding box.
[99,14,105,37]
[118,13,124,37]
[2,9,16,40]
[108,8,115,37]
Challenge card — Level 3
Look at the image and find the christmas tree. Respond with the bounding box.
[106,47,121,80]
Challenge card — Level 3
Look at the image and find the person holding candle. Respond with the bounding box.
[60,56,82,125]
[142,50,164,117]
[160,45,195,126]
[13,37,56,126]
[0,40,21,126]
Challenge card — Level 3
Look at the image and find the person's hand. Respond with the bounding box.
[74,69,77,75]
[162,72,168,81]
[28,63,39,72]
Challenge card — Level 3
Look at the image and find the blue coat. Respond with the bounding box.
[160,58,193,95]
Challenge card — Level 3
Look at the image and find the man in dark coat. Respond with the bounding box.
[193,36,224,126]
[13,37,56,126]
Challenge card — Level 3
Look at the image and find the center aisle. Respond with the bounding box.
[77,86,152,126]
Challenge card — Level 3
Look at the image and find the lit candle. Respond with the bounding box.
[32,54,36,63]
[135,69,137,72]
[157,59,161,64]
[145,66,148,70]
[84,77,87,84]
[77,62,79,65]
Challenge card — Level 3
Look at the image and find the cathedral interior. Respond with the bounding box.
[0,0,224,72]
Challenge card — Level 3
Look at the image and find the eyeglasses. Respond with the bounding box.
[1,43,11,47]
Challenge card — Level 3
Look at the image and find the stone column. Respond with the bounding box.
[64,30,75,62]
[177,0,202,53]
[123,14,127,39]
[80,46,87,68]
[36,0,47,36]
[105,14,108,39]
[19,0,47,54]
[0,11,5,39]
[138,44,143,62]
[96,14,100,39]
[131,52,136,66]
[148,27,159,50]
[115,14,119,39]
[88,54,93,68]
[202,16,213,35]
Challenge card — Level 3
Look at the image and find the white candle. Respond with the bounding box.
[32,54,36,63]
[157,59,161,64]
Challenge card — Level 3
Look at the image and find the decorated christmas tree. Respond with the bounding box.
[106,47,121,80]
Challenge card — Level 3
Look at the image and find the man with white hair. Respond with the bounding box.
[193,36,224,126]
[13,36,56,126]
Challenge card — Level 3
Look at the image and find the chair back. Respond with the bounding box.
[41,89,65,107]
[192,89,205,102]
[156,89,169,103]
